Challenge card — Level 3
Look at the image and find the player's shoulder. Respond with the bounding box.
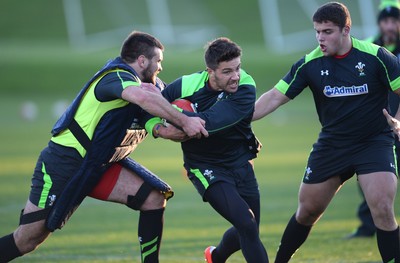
[304,46,324,64]
[352,37,380,56]
[102,69,139,83]
[239,69,256,87]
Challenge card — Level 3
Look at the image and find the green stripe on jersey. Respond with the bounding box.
[239,69,256,87]
[352,37,379,56]
[305,46,323,63]
[116,70,140,89]
[390,76,400,92]
[181,72,209,98]
[190,168,209,189]
[38,162,53,208]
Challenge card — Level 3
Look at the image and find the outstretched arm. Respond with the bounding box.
[252,87,290,121]
[122,83,208,138]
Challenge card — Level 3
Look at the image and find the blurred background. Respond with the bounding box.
[0,0,397,262]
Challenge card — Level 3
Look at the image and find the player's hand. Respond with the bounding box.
[383,108,400,140]
[157,124,190,142]
[141,82,162,94]
[182,116,208,139]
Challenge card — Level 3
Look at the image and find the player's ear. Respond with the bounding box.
[138,55,148,68]
[206,67,213,76]
[342,25,350,36]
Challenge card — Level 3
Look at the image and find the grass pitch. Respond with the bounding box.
[0,45,398,263]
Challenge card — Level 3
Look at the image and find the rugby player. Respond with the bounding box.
[253,2,400,262]
[153,37,268,263]
[0,31,207,262]
[348,0,400,239]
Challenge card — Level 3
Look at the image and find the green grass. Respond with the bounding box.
[0,64,398,262]
[0,2,398,259]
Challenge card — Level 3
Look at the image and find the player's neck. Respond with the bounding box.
[335,37,352,58]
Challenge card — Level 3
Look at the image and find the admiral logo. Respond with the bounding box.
[323,84,368,97]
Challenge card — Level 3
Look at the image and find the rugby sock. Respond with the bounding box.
[275,214,312,263]
[0,233,22,262]
[213,227,240,262]
[138,208,164,263]
[376,226,400,263]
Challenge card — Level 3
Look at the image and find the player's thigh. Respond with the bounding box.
[297,176,342,224]
[358,172,397,210]
[106,166,166,209]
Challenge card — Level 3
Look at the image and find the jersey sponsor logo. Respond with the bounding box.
[323,84,368,97]
[355,62,366,76]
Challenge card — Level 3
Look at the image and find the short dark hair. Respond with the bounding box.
[312,2,352,29]
[120,31,164,63]
[204,37,242,70]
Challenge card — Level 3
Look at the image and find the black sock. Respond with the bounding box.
[0,233,22,262]
[138,208,164,263]
[213,227,240,262]
[275,214,312,263]
[376,226,400,263]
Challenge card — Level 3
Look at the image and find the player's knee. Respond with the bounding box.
[370,200,395,221]
[14,225,49,254]
[140,190,166,211]
[297,204,324,225]
[235,216,258,239]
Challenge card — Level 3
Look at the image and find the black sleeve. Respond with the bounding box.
[377,47,400,91]
[162,78,183,102]
[95,71,138,101]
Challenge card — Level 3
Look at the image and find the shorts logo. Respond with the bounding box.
[323,84,368,97]
[304,167,312,181]
[204,169,215,181]
[48,194,57,206]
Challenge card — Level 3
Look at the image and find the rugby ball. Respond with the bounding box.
[171,99,197,112]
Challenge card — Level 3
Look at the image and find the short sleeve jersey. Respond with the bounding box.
[276,37,400,146]
[162,69,257,168]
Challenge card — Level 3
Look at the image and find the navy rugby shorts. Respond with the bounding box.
[184,161,259,201]
[29,142,82,209]
[303,137,397,184]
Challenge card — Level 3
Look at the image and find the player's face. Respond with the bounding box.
[141,47,163,84]
[314,21,350,56]
[207,57,241,93]
[379,17,400,44]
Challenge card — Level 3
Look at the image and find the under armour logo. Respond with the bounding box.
[321,70,329,76]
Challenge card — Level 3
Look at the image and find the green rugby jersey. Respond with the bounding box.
[162,69,258,168]
[276,37,400,146]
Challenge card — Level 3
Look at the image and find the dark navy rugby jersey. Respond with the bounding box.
[276,37,400,146]
[162,69,258,168]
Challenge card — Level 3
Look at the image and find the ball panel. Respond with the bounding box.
[171,99,196,112]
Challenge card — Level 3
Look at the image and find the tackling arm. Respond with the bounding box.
[122,83,208,138]
[252,87,290,121]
